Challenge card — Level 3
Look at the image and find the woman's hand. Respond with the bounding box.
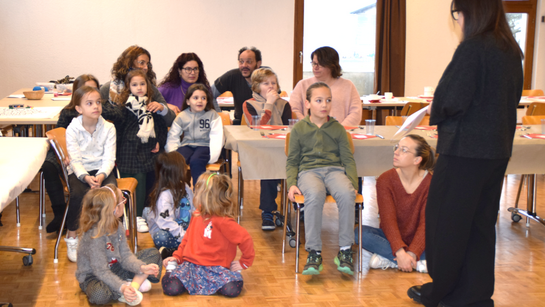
[288,186,302,202]
[167,103,180,114]
[395,248,416,272]
[427,101,433,114]
[95,173,105,187]
[120,284,137,302]
[151,142,159,153]
[147,101,165,113]
[162,256,177,268]
[140,264,159,277]
[230,261,243,272]
[84,175,100,189]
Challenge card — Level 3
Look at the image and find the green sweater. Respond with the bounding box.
[286,116,358,190]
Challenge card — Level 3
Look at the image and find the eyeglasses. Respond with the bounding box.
[393,144,415,155]
[113,196,127,214]
[135,60,149,67]
[239,59,254,65]
[182,67,199,74]
[310,61,322,68]
[451,10,460,20]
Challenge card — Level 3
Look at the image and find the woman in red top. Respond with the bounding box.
[360,134,435,273]
[161,172,254,298]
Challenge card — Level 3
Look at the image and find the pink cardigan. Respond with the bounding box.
[289,77,362,126]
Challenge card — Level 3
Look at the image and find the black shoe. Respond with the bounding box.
[407,285,423,304]
[159,247,177,259]
[261,212,276,231]
[46,216,64,233]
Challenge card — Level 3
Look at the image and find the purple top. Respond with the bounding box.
[159,79,193,110]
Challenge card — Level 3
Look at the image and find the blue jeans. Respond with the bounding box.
[177,146,210,186]
[358,225,425,263]
[152,229,181,249]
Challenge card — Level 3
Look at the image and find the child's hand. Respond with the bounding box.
[63,156,70,167]
[265,88,279,104]
[84,175,100,189]
[141,263,159,277]
[288,186,302,202]
[162,256,177,268]
[230,261,243,272]
[167,103,180,114]
[95,173,105,187]
[151,142,159,153]
[147,101,164,113]
[121,284,137,302]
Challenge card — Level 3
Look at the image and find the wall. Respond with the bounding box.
[0,0,295,99]
[533,0,545,92]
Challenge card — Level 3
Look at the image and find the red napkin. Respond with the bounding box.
[255,125,285,130]
[521,134,545,139]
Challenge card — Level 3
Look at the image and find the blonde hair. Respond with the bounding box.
[78,184,120,238]
[193,172,235,219]
[250,68,280,93]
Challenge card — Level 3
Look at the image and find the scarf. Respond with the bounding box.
[249,92,285,125]
[125,94,156,143]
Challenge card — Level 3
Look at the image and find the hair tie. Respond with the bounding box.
[206,173,217,187]
[102,186,116,200]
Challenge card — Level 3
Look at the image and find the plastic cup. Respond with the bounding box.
[288,119,299,131]
[541,119,545,134]
[252,115,260,131]
[365,119,376,135]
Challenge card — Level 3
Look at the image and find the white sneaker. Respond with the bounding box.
[126,279,152,293]
[64,236,78,262]
[166,260,178,272]
[136,217,149,233]
[369,253,398,270]
[118,289,143,306]
[416,260,428,273]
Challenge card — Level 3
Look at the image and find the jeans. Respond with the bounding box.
[152,228,181,249]
[177,146,210,186]
[359,226,425,263]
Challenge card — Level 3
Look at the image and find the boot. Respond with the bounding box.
[46,205,65,233]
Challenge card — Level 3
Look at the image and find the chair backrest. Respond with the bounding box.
[526,103,545,116]
[280,91,288,97]
[45,128,71,188]
[218,91,233,97]
[292,111,298,119]
[522,115,545,125]
[385,116,430,126]
[241,114,248,126]
[284,131,354,157]
[218,112,231,126]
[522,89,545,96]
[400,102,429,116]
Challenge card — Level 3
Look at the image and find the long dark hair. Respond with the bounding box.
[64,74,100,110]
[452,0,523,57]
[182,84,214,112]
[111,45,157,85]
[149,151,189,215]
[159,53,210,88]
[311,46,343,78]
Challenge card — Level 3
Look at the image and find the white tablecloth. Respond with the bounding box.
[0,137,49,211]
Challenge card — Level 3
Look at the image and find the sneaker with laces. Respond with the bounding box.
[302,250,323,275]
[64,236,78,262]
[416,260,428,273]
[118,289,143,306]
[137,217,149,233]
[369,253,398,270]
[334,249,355,275]
[261,212,275,231]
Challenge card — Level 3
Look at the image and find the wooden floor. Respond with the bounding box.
[2,157,545,306]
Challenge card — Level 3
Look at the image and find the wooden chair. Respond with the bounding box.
[522,89,544,96]
[205,112,231,174]
[218,91,233,97]
[399,102,429,116]
[525,103,545,116]
[280,91,288,97]
[385,116,430,126]
[46,128,139,262]
[282,132,365,273]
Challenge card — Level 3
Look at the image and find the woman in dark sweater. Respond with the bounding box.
[407,0,523,306]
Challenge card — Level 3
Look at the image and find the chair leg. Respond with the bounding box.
[514,175,526,209]
[237,164,244,224]
[54,200,70,263]
[282,197,289,255]
[39,171,44,230]
[125,190,138,254]
[357,202,364,274]
[16,197,20,227]
[295,203,301,273]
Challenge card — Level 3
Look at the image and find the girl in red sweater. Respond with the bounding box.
[161,172,254,297]
[360,135,435,273]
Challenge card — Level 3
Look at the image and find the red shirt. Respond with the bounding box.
[376,168,431,260]
[172,213,255,270]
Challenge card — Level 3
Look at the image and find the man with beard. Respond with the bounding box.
[212,47,263,125]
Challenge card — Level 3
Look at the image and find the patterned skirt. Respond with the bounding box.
[170,261,243,295]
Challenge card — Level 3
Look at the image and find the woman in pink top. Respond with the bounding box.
[289,46,362,126]
[359,134,435,273]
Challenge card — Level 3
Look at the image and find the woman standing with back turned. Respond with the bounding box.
[407,1,523,306]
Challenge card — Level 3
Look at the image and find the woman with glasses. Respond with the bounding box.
[407,0,523,306]
[159,53,216,114]
[289,46,362,126]
[360,135,434,274]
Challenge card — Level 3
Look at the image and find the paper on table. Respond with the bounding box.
[51,97,71,101]
[8,95,25,98]
[392,107,428,139]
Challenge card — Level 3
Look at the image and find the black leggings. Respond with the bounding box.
[162,273,243,298]
[41,161,66,211]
